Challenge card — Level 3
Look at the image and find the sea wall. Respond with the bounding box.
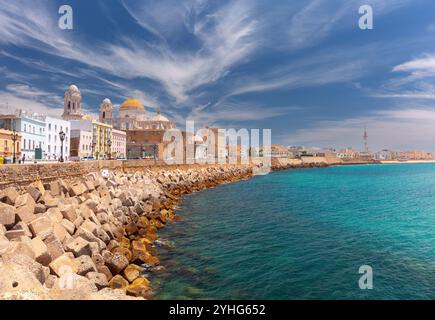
[0,163,252,299]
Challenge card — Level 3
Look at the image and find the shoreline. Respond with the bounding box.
[1,158,434,300]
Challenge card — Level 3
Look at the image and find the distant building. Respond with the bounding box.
[0,111,46,161]
[71,120,112,159]
[62,85,86,121]
[112,129,126,159]
[70,129,93,158]
[0,128,21,162]
[44,116,71,160]
[271,144,290,157]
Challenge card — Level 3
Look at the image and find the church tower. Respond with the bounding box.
[99,98,113,125]
[62,84,84,120]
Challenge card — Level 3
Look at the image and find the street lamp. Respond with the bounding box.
[107,138,112,160]
[10,130,19,164]
[91,141,96,159]
[59,131,66,162]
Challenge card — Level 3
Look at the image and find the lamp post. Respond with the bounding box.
[59,131,66,162]
[91,141,96,159]
[107,138,112,160]
[153,144,157,161]
[10,130,19,164]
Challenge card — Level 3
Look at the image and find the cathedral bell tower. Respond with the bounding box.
[99,98,113,125]
[62,84,84,120]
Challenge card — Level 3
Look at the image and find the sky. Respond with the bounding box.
[1,0,435,151]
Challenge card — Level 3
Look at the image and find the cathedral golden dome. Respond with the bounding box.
[120,98,144,111]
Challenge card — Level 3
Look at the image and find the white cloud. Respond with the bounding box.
[286,107,435,151]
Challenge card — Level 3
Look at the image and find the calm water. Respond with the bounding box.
[153,163,435,299]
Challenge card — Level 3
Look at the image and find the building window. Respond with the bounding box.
[24,124,26,132]
[24,139,26,150]
[49,123,51,130]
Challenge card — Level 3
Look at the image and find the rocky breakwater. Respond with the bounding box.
[0,164,252,300]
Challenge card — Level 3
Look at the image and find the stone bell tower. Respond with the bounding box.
[99,98,113,125]
[62,84,84,121]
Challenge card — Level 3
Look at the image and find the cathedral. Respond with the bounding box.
[61,84,176,131]
[99,97,176,131]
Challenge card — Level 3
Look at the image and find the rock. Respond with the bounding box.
[44,275,57,289]
[49,253,78,277]
[69,183,87,197]
[45,208,63,223]
[93,227,110,243]
[91,253,105,266]
[61,219,75,235]
[84,180,95,192]
[30,236,51,266]
[49,181,61,197]
[15,193,36,212]
[0,224,5,236]
[0,187,19,205]
[84,199,99,213]
[34,203,47,214]
[125,222,138,236]
[0,237,11,255]
[52,222,68,243]
[108,275,129,291]
[16,205,36,224]
[65,236,92,257]
[123,264,143,283]
[28,216,53,238]
[9,254,49,285]
[75,255,97,276]
[126,277,152,298]
[26,186,42,202]
[59,205,78,222]
[97,265,113,282]
[4,229,26,241]
[2,241,35,260]
[44,233,65,260]
[0,203,17,229]
[86,272,108,290]
[106,253,129,274]
[112,246,132,262]
[11,221,32,238]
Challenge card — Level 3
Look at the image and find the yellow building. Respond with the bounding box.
[0,128,22,164]
[92,120,113,159]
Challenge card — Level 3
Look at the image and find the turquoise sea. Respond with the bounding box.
[153,163,435,299]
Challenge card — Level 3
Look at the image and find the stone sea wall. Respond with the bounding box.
[0,163,252,300]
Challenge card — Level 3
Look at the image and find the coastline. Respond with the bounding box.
[1,157,431,300]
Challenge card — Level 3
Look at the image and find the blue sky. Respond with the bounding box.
[1,0,435,151]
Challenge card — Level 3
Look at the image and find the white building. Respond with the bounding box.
[112,129,126,159]
[44,116,71,160]
[70,129,93,158]
[11,110,46,161]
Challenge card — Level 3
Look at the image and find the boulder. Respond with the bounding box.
[16,205,36,224]
[97,265,113,281]
[49,253,78,277]
[4,229,26,241]
[26,186,42,202]
[106,253,129,274]
[75,255,97,276]
[28,216,53,238]
[15,193,36,212]
[45,208,63,223]
[65,236,92,257]
[126,277,152,298]
[61,219,75,235]
[59,204,78,222]
[123,264,143,283]
[34,203,47,214]
[108,275,129,291]
[0,203,17,229]
[69,183,87,197]
[30,236,51,266]
[0,187,19,205]
[11,221,32,238]
[44,233,65,260]
[86,272,108,290]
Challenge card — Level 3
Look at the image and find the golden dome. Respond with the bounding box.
[120,98,144,111]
